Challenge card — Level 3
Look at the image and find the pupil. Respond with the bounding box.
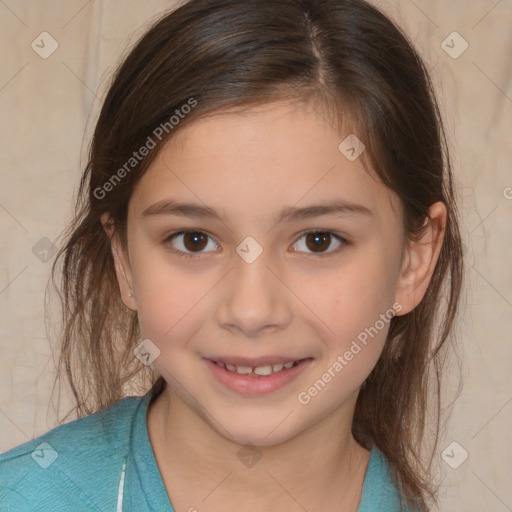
[185,232,207,251]
[308,232,329,252]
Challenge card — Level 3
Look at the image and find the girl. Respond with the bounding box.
[0,0,464,510]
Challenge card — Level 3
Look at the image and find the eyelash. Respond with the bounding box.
[162,229,349,260]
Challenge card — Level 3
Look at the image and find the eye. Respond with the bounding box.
[164,229,348,260]
[164,230,219,259]
[291,230,348,257]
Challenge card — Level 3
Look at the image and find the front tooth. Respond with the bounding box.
[253,365,273,376]
[283,361,294,369]
[216,361,225,368]
[272,363,284,372]
[235,366,253,374]
[225,363,237,372]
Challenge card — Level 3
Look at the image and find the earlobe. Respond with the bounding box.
[100,212,138,311]
[393,202,447,316]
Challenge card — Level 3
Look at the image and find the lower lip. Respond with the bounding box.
[204,358,313,395]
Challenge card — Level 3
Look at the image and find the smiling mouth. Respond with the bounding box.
[210,358,310,377]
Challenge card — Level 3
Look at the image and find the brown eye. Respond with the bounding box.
[165,230,218,258]
[182,231,208,251]
[164,229,347,260]
[292,230,347,256]
[305,232,331,252]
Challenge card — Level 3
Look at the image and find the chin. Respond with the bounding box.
[211,413,299,448]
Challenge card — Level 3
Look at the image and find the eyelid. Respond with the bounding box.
[292,229,348,258]
[163,229,220,260]
[163,228,349,259]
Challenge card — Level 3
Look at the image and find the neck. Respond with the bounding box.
[147,384,371,512]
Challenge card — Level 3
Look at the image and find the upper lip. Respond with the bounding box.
[206,356,311,367]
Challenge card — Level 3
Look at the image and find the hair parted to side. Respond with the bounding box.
[47,0,464,509]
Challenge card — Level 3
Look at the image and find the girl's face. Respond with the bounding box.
[110,101,429,446]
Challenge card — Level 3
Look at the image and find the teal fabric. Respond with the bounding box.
[0,386,412,511]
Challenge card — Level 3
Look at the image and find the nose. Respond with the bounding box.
[216,248,291,339]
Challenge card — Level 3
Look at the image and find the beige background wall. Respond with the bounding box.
[0,1,511,510]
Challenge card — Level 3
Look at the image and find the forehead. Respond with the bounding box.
[129,101,401,223]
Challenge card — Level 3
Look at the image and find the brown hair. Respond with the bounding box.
[48,0,464,509]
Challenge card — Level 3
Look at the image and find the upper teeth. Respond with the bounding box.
[216,360,297,376]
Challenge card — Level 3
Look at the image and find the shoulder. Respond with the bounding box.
[358,446,419,512]
[0,394,146,511]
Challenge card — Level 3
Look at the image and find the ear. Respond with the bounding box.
[100,212,137,311]
[393,201,447,316]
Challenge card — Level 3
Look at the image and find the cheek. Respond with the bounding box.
[299,260,395,406]
[303,249,397,384]
[316,252,396,332]
[131,247,204,346]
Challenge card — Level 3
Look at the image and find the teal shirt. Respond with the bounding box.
[0,387,412,511]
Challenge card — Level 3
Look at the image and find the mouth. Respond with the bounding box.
[204,357,314,395]
[210,358,307,377]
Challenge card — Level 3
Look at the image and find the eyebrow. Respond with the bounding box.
[141,198,373,223]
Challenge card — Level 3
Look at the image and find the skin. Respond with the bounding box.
[102,100,446,511]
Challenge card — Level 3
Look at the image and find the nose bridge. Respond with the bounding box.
[217,240,289,336]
